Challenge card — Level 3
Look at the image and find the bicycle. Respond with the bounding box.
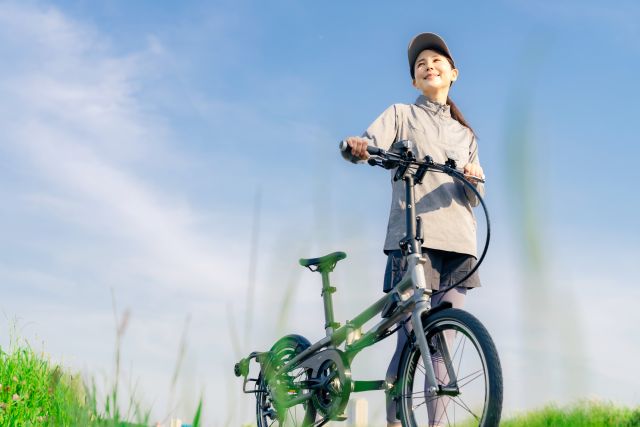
[234,140,503,426]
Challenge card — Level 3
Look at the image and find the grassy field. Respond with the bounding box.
[501,401,640,427]
[0,339,204,426]
[1,342,97,425]
[2,340,637,426]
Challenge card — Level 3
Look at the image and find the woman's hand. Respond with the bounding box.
[463,163,485,185]
[344,137,370,160]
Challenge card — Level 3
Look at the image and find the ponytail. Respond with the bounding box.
[447,96,475,137]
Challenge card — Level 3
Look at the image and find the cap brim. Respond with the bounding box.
[408,32,454,76]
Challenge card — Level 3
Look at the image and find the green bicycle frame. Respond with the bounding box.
[277,173,442,397]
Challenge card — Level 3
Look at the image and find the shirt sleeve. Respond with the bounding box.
[363,104,399,150]
[464,135,485,207]
[342,105,399,164]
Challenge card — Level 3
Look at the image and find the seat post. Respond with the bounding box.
[299,252,346,337]
[319,268,340,337]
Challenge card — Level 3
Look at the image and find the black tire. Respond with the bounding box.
[256,335,317,426]
[397,308,502,427]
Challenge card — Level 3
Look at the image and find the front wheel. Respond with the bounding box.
[397,308,502,426]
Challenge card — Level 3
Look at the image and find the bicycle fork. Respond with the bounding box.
[407,253,441,397]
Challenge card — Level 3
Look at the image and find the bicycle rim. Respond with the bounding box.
[256,373,314,427]
[256,336,316,426]
[397,309,502,427]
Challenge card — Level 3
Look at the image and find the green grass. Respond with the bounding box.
[243,399,639,427]
[502,401,640,427]
[0,339,151,427]
[0,342,94,426]
[4,338,638,427]
[1,337,204,427]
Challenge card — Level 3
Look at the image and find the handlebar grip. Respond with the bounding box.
[368,145,382,155]
[339,140,383,156]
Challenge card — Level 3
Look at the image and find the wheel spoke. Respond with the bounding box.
[427,389,467,427]
[289,406,295,425]
[441,399,453,427]
[450,331,463,362]
[397,390,431,398]
[418,354,448,385]
[406,388,484,426]
[455,336,467,379]
[408,393,446,407]
[412,399,427,410]
[449,395,481,420]
[456,369,484,389]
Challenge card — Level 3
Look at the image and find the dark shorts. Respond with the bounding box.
[383,248,481,293]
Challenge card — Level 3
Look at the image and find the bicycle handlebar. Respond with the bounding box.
[339,140,485,184]
[339,139,490,296]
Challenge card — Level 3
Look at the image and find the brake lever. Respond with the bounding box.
[463,174,486,184]
[444,166,486,184]
[367,156,401,170]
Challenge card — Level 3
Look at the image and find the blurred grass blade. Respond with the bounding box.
[192,396,203,427]
[505,34,586,403]
[244,188,262,350]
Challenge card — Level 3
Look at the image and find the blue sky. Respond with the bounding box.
[1,1,639,425]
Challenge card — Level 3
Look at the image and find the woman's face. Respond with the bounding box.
[412,49,458,97]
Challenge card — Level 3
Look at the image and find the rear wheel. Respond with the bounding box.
[256,335,316,426]
[397,308,502,426]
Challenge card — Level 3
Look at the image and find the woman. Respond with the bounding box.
[343,32,485,427]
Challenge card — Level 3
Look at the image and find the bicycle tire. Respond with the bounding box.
[256,334,317,426]
[396,308,502,427]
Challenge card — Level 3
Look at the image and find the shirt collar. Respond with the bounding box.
[415,95,451,117]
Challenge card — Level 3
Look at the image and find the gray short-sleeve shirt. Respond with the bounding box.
[350,95,484,257]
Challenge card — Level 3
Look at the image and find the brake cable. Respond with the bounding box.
[430,166,490,296]
[368,152,491,297]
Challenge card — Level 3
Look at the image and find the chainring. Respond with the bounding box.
[300,348,352,419]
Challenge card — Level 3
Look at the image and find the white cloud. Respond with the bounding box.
[0,2,244,295]
[0,3,250,424]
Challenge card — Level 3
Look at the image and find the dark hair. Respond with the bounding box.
[441,56,475,136]
[447,96,475,137]
[413,53,475,136]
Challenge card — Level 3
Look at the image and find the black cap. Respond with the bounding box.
[408,32,455,78]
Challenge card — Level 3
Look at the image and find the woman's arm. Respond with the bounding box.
[342,105,399,163]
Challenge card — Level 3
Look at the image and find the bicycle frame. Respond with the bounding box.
[275,171,443,399]
[234,143,487,412]
[236,143,498,425]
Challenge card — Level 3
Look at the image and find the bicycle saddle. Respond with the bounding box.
[299,251,347,272]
